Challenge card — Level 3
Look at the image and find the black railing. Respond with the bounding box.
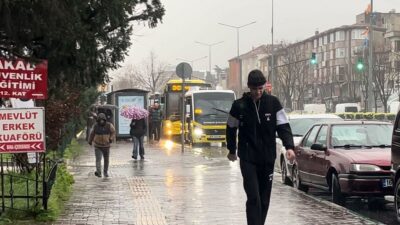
[0,155,58,213]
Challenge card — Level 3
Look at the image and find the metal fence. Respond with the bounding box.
[0,154,58,213]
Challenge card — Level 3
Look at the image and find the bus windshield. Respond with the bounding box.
[166,92,181,120]
[193,92,235,125]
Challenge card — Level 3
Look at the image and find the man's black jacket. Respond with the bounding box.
[226,92,294,165]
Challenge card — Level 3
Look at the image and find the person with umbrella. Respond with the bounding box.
[121,106,149,160]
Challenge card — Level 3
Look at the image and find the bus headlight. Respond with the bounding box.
[165,122,172,128]
[194,128,203,136]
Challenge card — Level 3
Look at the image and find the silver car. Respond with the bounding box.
[277,114,343,185]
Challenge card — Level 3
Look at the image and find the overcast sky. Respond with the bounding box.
[116,0,399,74]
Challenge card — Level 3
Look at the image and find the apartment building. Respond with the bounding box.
[261,10,400,112]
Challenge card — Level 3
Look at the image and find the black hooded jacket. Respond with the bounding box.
[226,92,294,165]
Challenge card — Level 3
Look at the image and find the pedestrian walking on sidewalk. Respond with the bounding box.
[88,113,116,178]
[130,117,147,160]
[226,69,295,225]
[149,102,162,142]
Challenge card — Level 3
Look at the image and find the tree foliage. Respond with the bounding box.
[0,1,165,152]
[0,0,165,95]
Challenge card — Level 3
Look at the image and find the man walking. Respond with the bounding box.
[150,102,162,142]
[226,69,295,225]
[88,113,116,178]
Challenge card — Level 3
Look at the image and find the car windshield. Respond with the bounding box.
[289,117,342,136]
[331,124,393,147]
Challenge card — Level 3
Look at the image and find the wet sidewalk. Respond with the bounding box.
[52,140,380,225]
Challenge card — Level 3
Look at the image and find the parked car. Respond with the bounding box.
[392,111,400,221]
[277,114,343,185]
[293,121,393,206]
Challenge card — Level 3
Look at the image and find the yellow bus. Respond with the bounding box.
[161,79,212,142]
[185,90,236,146]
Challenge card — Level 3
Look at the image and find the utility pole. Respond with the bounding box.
[195,41,223,85]
[367,0,374,112]
[271,0,275,94]
[218,21,256,93]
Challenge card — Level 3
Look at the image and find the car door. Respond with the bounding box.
[311,125,329,187]
[392,113,400,172]
[297,125,321,183]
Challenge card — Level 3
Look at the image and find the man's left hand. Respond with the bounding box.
[286,149,295,163]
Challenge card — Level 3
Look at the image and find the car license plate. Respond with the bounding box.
[208,135,223,138]
[381,178,393,188]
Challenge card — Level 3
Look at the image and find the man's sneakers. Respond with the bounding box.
[94,171,101,177]
[132,155,137,160]
[140,155,144,160]
[104,172,109,178]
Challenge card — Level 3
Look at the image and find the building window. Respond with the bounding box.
[351,29,365,40]
[395,41,400,52]
[330,33,335,43]
[335,48,346,58]
[314,39,318,48]
[352,46,364,55]
[330,50,334,59]
[319,37,323,47]
[396,61,400,72]
[335,31,345,41]
[324,35,328,45]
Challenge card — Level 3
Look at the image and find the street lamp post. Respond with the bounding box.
[218,21,256,92]
[367,0,374,112]
[195,41,223,85]
[176,56,208,79]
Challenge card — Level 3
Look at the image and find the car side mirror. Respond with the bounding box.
[311,143,327,151]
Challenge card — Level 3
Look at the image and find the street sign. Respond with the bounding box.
[0,108,46,153]
[176,62,192,79]
[0,58,48,99]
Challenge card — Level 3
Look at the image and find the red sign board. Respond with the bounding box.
[0,58,48,99]
[0,108,46,153]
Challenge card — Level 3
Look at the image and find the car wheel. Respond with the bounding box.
[395,178,400,222]
[281,159,292,185]
[292,165,308,192]
[331,174,345,206]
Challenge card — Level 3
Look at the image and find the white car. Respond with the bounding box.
[277,114,343,185]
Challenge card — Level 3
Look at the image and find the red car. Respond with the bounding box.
[293,121,393,205]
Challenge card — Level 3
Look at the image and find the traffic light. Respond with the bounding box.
[310,52,317,65]
[356,57,364,71]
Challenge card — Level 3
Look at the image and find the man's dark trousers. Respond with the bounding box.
[240,160,274,225]
[151,121,161,141]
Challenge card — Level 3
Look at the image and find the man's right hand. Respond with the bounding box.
[227,153,237,162]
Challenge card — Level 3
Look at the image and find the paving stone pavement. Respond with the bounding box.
[50,139,382,225]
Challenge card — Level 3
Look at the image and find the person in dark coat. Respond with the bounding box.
[88,113,115,178]
[130,117,147,160]
[226,69,295,225]
[150,102,162,142]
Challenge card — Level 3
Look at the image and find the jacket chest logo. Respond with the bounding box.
[265,113,271,121]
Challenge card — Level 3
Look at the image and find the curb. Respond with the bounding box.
[275,171,385,225]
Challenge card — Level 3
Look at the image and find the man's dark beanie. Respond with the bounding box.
[247,69,266,87]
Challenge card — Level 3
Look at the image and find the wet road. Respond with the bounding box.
[53,140,383,224]
[274,157,398,225]
[304,188,397,225]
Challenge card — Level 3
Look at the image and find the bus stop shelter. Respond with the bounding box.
[107,89,149,140]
